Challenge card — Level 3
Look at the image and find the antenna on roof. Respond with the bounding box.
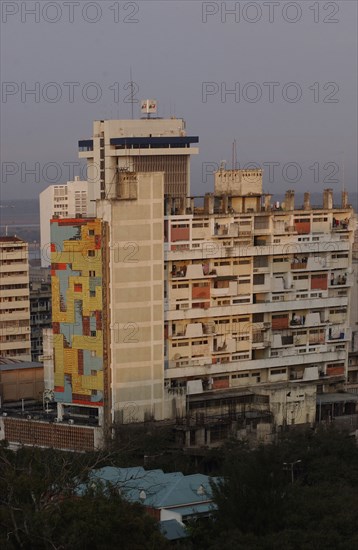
[232,139,238,170]
[129,67,134,120]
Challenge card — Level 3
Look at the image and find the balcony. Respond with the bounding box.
[330,275,348,287]
[290,260,308,270]
[252,331,271,348]
[328,329,347,341]
[203,323,216,335]
[214,224,229,237]
[213,343,228,353]
[290,318,305,327]
[308,334,325,345]
[332,218,350,231]
[171,265,187,278]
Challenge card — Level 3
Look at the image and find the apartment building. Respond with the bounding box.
[347,212,358,392]
[39,177,93,266]
[78,117,199,202]
[49,166,355,441]
[163,175,354,435]
[0,236,31,360]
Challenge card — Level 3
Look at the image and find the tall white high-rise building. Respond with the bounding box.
[39,177,94,266]
[78,117,199,202]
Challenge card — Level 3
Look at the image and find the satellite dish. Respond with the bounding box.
[173,353,181,360]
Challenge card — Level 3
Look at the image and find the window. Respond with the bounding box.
[253,313,264,323]
[270,368,286,375]
[89,270,96,277]
[254,256,268,268]
[88,250,95,257]
[214,261,231,266]
[253,274,265,285]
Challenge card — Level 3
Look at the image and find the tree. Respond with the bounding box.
[202,428,358,549]
[0,445,169,549]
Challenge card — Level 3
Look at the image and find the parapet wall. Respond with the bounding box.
[0,417,103,451]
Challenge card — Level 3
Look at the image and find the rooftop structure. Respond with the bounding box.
[78,117,199,201]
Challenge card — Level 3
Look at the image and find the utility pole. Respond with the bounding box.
[283,459,302,484]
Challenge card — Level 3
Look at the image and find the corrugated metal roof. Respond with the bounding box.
[0,357,43,371]
[86,467,219,510]
[317,392,358,404]
[159,519,188,540]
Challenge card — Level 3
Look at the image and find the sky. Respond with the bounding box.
[1,0,357,201]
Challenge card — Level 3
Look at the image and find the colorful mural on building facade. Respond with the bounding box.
[51,218,104,406]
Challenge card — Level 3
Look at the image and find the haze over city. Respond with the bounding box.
[1,0,357,201]
[1,3,358,548]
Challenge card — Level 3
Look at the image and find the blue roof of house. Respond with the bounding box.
[159,519,188,541]
[86,466,218,511]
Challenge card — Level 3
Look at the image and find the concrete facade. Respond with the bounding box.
[164,180,354,416]
[78,118,199,202]
[97,172,166,423]
[40,178,94,266]
[46,169,355,444]
[0,237,31,360]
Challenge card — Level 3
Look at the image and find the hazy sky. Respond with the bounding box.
[1,0,357,201]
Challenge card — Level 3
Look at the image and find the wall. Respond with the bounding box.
[50,218,105,407]
[97,173,165,423]
[0,366,44,403]
[0,417,100,451]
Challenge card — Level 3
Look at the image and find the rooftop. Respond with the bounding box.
[85,466,218,511]
[0,357,43,371]
[0,236,24,243]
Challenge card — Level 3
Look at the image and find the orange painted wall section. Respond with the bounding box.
[171,227,190,242]
[295,222,311,234]
[192,286,210,300]
[311,274,328,290]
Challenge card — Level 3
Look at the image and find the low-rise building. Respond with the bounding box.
[0,357,43,404]
[85,466,217,524]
